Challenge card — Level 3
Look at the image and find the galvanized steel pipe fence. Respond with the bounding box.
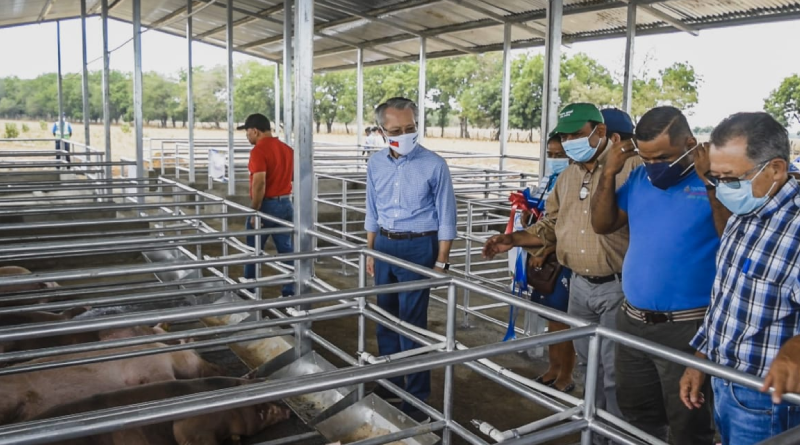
[1,149,795,445]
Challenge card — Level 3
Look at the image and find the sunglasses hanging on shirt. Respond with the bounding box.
[579,171,591,200]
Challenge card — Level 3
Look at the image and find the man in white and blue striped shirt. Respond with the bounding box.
[365,97,457,423]
[680,112,800,445]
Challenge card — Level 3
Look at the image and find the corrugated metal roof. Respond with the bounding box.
[1,0,799,70]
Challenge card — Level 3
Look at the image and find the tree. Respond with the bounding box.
[458,54,503,134]
[764,74,800,127]
[234,61,278,123]
[0,77,23,117]
[631,62,700,121]
[427,58,462,137]
[313,71,354,133]
[560,53,620,109]
[362,64,418,126]
[509,53,545,141]
[192,66,227,128]
[142,72,179,127]
[108,70,133,123]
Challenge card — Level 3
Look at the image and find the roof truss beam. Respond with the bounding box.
[148,2,201,28]
[314,0,692,59]
[633,2,699,36]
[38,0,56,22]
[444,0,546,39]
[315,0,478,55]
[195,3,284,39]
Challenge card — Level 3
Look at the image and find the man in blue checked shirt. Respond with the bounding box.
[365,97,457,423]
[680,112,800,445]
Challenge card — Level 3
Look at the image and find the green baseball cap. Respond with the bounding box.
[552,103,604,135]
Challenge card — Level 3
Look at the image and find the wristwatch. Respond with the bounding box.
[435,261,450,271]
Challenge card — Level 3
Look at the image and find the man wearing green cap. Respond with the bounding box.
[484,103,640,421]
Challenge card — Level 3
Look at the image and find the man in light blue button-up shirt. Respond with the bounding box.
[364,97,457,422]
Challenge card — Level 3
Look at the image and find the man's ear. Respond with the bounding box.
[768,158,788,181]
[609,133,621,144]
[595,123,607,140]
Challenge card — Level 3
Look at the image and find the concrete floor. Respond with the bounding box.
[207,212,584,445]
[1,178,584,445]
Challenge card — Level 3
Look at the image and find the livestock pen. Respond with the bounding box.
[3,0,800,444]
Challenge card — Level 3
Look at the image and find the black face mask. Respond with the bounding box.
[644,144,699,190]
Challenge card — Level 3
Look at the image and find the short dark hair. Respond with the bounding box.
[710,112,790,163]
[237,113,271,132]
[635,106,692,145]
[547,134,561,145]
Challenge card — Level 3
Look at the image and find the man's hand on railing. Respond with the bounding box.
[679,353,708,410]
[762,335,800,403]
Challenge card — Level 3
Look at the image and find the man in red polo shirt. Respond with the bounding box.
[238,113,295,296]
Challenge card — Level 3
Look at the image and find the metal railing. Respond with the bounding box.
[0,138,134,182]
[2,146,794,445]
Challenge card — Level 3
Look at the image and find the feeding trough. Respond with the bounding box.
[315,394,440,445]
[268,350,356,423]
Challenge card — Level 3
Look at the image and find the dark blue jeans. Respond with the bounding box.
[374,232,438,413]
[55,140,71,167]
[713,377,800,445]
[245,198,294,296]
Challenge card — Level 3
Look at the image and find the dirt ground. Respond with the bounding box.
[0,119,541,174]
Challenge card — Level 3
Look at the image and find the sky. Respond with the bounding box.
[1,16,799,128]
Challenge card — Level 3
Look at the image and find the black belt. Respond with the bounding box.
[622,301,707,324]
[578,273,621,285]
[379,228,437,240]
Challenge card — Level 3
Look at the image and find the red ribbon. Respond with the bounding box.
[506,192,539,234]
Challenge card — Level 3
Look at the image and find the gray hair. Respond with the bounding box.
[374,97,419,128]
[710,112,790,164]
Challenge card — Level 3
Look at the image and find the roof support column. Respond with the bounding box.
[499,23,511,171]
[274,62,281,134]
[356,47,364,147]
[80,0,91,148]
[56,21,64,142]
[622,2,637,115]
[101,0,111,179]
[283,0,294,145]
[226,0,235,196]
[418,37,426,143]
[187,0,196,184]
[133,0,144,182]
[293,0,315,357]
[539,0,562,179]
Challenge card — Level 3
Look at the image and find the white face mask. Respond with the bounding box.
[386,131,418,156]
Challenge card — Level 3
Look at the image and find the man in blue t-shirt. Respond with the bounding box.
[590,107,730,444]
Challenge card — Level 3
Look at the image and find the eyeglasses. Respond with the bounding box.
[382,125,417,137]
[706,162,769,189]
[579,171,591,200]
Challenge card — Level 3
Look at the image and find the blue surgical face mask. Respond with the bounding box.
[562,126,600,163]
[644,143,699,190]
[546,158,569,176]
[715,163,776,215]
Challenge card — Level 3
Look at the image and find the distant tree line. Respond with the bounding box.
[0,54,702,140]
[765,74,800,136]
